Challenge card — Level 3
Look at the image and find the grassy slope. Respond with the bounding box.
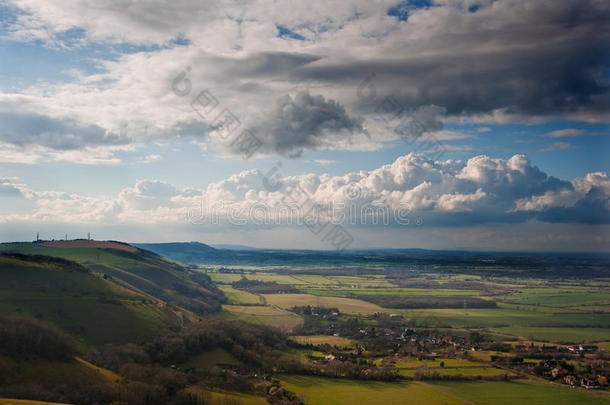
[0,242,226,345]
[0,243,224,312]
[0,255,166,345]
[0,354,117,395]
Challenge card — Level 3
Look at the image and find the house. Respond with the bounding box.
[551,367,566,378]
[581,378,600,389]
[324,354,336,361]
[563,375,577,386]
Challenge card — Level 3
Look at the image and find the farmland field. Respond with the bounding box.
[393,357,488,368]
[219,304,304,330]
[431,380,610,405]
[187,387,268,405]
[489,326,610,343]
[219,286,263,305]
[398,367,509,377]
[264,293,384,314]
[194,263,610,403]
[200,267,610,346]
[278,375,462,405]
[290,335,355,347]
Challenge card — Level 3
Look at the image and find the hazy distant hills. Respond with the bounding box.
[132,241,610,278]
[211,243,261,250]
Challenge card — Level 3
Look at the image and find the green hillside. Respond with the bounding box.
[0,254,170,345]
[0,241,226,345]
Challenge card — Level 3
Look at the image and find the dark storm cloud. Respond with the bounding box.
[249,91,367,157]
[295,0,610,119]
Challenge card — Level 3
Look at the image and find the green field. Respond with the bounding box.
[399,367,509,377]
[264,293,384,314]
[208,272,307,285]
[301,287,480,297]
[393,357,488,368]
[188,387,268,405]
[507,292,610,306]
[207,273,245,283]
[490,326,610,343]
[392,307,610,329]
[219,286,262,304]
[290,335,355,347]
[183,348,243,371]
[279,375,610,405]
[431,380,610,405]
[278,375,462,405]
[219,305,303,330]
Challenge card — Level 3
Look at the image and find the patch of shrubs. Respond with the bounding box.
[0,315,76,361]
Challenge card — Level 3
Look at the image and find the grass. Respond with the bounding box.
[292,275,339,285]
[278,375,462,405]
[1,356,116,397]
[75,357,122,382]
[287,348,326,361]
[391,307,610,330]
[248,274,307,284]
[489,326,610,343]
[207,273,245,283]
[394,357,487,368]
[264,293,384,314]
[300,287,480,297]
[508,292,610,306]
[218,305,303,331]
[188,386,267,405]
[183,348,243,371]
[290,335,355,347]
[326,275,395,287]
[597,341,610,350]
[431,380,610,405]
[399,367,508,377]
[0,256,167,345]
[219,286,262,305]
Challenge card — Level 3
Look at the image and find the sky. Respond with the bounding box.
[0,0,609,252]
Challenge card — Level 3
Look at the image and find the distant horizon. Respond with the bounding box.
[2,238,608,256]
